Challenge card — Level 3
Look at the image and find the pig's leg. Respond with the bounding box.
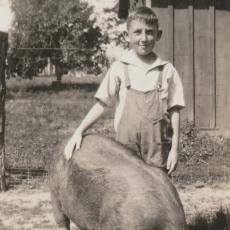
[50,192,70,230]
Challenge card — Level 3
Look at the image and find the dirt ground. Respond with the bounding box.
[178,182,230,221]
[0,182,229,230]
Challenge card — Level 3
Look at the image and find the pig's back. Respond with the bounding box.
[50,134,186,230]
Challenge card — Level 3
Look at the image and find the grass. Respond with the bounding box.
[4,74,230,184]
[5,74,113,171]
[2,74,230,228]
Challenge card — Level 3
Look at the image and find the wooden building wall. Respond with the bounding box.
[128,0,230,130]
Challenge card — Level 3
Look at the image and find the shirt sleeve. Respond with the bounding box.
[94,62,121,107]
[167,65,185,110]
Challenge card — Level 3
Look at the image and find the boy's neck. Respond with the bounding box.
[134,51,157,67]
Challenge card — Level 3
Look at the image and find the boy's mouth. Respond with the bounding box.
[139,42,152,47]
[139,44,150,49]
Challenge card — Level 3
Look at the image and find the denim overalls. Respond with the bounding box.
[116,64,172,169]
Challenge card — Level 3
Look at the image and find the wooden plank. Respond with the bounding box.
[174,0,194,123]
[194,0,215,128]
[118,0,129,19]
[0,32,8,191]
[215,0,230,129]
[168,0,174,64]
[210,4,216,129]
[136,0,144,7]
[145,0,151,8]
[188,1,195,125]
[152,0,174,62]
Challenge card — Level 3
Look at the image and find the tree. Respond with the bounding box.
[88,2,128,64]
[9,0,105,80]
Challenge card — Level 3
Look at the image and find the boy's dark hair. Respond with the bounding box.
[127,6,159,30]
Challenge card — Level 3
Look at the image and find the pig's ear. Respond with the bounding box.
[156,29,162,41]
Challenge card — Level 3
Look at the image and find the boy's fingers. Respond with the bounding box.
[168,167,173,175]
[76,137,82,150]
[76,142,80,150]
[168,165,174,175]
[72,143,77,151]
[166,160,171,170]
[64,148,69,159]
[168,162,177,175]
[64,151,72,160]
[64,142,75,160]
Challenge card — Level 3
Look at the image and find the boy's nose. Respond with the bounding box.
[140,32,147,41]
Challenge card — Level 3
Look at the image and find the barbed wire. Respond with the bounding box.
[15,47,98,51]
[7,57,65,61]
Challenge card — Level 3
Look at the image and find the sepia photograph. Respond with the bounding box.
[0,0,230,229]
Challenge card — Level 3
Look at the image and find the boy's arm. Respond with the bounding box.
[167,107,180,175]
[77,101,106,135]
[64,101,106,160]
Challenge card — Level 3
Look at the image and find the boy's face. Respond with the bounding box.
[127,19,161,57]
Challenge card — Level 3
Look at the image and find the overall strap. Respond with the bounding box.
[158,64,170,119]
[123,63,131,88]
[157,65,165,90]
[123,62,166,90]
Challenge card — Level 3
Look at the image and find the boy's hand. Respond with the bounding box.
[64,131,82,160]
[167,149,178,175]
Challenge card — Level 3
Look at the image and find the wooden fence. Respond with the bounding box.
[125,0,230,131]
[0,32,8,191]
[6,168,48,189]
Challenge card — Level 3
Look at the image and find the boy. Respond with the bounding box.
[64,6,185,175]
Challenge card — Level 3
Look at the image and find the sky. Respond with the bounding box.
[0,0,13,32]
[0,0,117,32]
[86,0,117,11]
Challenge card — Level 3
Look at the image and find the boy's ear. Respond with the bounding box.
[156,29,163,41]
[124,31,130,42]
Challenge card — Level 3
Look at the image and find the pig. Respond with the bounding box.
[49,134,187,230]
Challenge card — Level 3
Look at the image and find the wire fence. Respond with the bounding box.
[3,46,230,190]
[6,159,230,190]
[6,168,48,189]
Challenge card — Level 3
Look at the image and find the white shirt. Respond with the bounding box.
[95,49,185,131]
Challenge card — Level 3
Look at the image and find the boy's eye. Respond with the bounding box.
[146,30,155,35]
[134,30,142,34]
[133,29,155,36]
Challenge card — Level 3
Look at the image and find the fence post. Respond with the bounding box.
[0,32,8,191]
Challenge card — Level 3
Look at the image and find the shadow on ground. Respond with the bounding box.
[188,207,230,230]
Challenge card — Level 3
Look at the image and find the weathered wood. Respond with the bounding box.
[209,3,216,128]
[130,0,144,10]
[152,0,174,62]
[118,0,129,19]
[188,1,195,125]
[174,0,195,123]
[168,0,174,64]
[145,0,151,8]
[136,0,144,7]
[0,32,8,191]
[123,0,230,131]
[194,0,215,128]
[215,0,230,129]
